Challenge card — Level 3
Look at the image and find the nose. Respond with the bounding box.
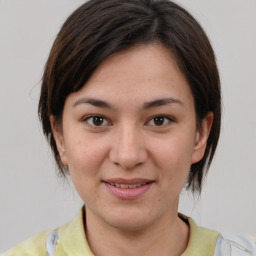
[109,124,148,170]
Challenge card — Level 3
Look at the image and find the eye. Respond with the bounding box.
[83,115,109,127]
[147,115,173,127]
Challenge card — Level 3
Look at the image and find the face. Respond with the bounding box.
[52,44,212,231]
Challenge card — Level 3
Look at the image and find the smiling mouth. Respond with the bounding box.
[106,182,148,189]
[103,180,153,199]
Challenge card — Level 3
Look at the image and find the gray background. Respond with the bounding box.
[1,0,256,252]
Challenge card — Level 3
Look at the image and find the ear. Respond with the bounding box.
[191,112,214,164]
[50,115,68,166]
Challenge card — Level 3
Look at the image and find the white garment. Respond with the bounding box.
[213,234,256,256]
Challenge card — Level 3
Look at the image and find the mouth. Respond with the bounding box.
[103,179,154,200]
[105,182,149,189]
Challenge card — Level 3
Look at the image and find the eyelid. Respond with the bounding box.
[82,114,112,127]
[81,114,174,128]
[146,115,175,127]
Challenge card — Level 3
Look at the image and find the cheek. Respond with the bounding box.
[149,133,196,191]
[69,143,105,170]
[64,133,114,185]
[65,138,108,202]
[151,134,195,167]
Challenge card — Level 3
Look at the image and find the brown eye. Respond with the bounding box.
[147,115,172,127]
[92,116,104,126]
[153,116,165,126]
[84,115,108,127]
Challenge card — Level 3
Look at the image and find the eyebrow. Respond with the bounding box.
[142,97,183,110]
[73,98,113,108]
[73,97,183,109]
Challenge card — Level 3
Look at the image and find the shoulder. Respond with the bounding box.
[2,230,51,256]
[214,233,256,256]
[2,208,88,256]
[182,215,256,256]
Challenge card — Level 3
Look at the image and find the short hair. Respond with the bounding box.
[38,0,221,193]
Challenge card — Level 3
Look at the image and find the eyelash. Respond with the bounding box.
[82,115,111,128]
[82,115,174,128]
[146,115,174,127]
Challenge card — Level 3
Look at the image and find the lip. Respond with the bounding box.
[103,178,154,200]
[104,178,153,184]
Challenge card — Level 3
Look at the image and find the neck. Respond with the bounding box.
[85,208,189,256]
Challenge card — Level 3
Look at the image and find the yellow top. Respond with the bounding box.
[0,208,225,256]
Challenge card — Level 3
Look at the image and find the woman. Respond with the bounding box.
[4,0,255,255]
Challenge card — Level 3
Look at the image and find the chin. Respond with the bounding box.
[108,218,151,231]
[101,208,157,232]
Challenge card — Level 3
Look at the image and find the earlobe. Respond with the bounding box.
[191,112,214,164]
[50,115,68,165]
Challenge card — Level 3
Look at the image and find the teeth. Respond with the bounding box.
[109,182,146,188]
[128,184,137,188]
[115,183,121,188]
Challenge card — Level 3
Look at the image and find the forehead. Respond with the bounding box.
[66,44,194,109]
[88,44,181,85]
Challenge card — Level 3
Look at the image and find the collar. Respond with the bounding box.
[181,214,218,256]
[56,207,218,256]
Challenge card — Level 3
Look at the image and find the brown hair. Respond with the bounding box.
[38,0,221,193]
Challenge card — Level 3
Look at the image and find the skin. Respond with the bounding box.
[51,44,213,256]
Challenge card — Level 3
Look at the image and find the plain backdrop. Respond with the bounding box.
[0,0,255,252]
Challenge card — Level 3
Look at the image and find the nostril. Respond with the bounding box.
[109,150,147,169]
